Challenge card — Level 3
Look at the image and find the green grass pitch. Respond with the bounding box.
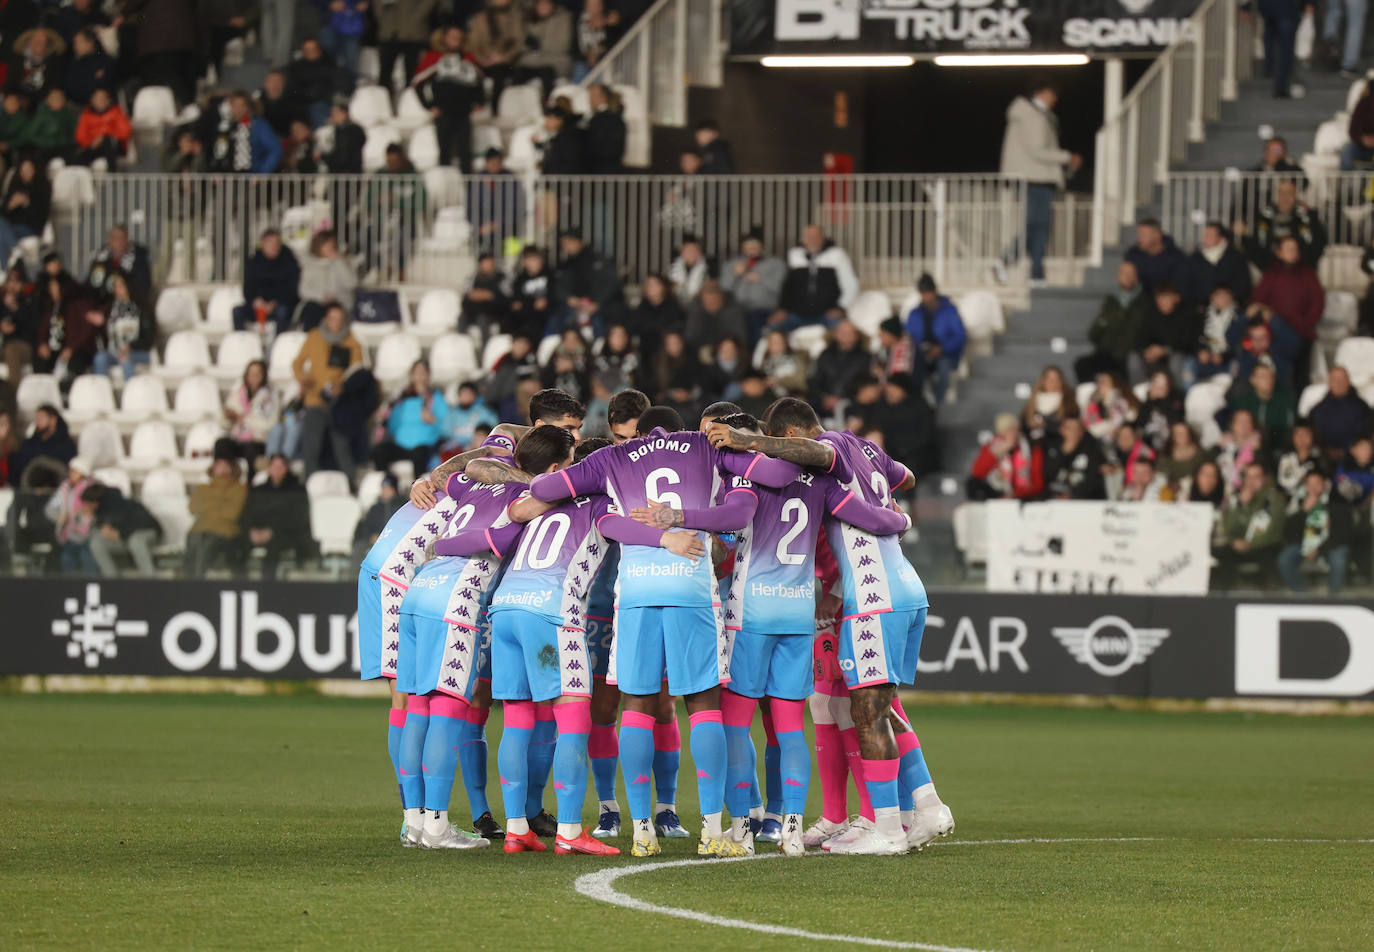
[2,694,1371,951]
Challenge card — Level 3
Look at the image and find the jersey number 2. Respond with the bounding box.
[775,498,809,566]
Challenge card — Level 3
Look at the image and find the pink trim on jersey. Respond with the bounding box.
[442,618,481,630]
[484,528,504,557]
[585,615,614,623]
[852,676,896,689]
[378,572,409,589]
[841,608,894,622]
[381,671,397,680]
[621,709,656,731]
[504,700,537,729]
[827,449,837,473]
[560,469,576,497]
[725,486,757,499]
[387,709,408,728]
[743,454,763,480]
[830,491,855,516]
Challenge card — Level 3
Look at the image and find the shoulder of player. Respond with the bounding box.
[619,427,705,461]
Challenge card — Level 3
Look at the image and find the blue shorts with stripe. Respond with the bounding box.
[838,608,927,689]
[397,612,482,700]
[489,608,592,702]
[725,629,813,700]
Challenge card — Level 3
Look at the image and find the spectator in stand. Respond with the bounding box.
[1278,469,1352,592]
[0,410,19,489]
[683,281,746,357]
[1118,453,1171,502]
[651,329,704,423]
[542,328,592,402]
[225,360,276,464]
[46,455,95,574]
[1159,421,1214,488]
[0,91,32,169]
[1124,219,1188,294]
[351,472,402,564]
[584,82,626,174]
[1184,221,1252,307]
[1102,423,1154,497]
[241,452,314,579]
[314,0,364,76]
[1237,179,1327,269]
[485,333,539,420]
[1343,81,1374,169]
[26,86,77,164]
[844,374,883,434]
[808,318,869,422]
[9,404,74,485]
[1216,408,1268,493]
[205,0,259,78]
[468,148,524,256]
[51,0,112,46]
[1082,370,1137,445]
[1136,370,1184,453]
[292,302,363,478]
[288,38,349,130]
[415,25,484,173]
[71,85,130,168]
[163,127,206,175]
[1243,135,1307,213]
[1332,434,1374,514]
[376,0,436,93]
[875,316,913,384]
[545,291,610,343]
[996,81,1080,287]
[536,104,584,173]
[694,118,734,174]
[903,272,966,406]
[969,412,1045,501]
[700,335,746,403]
[83,482,160,577]
[721,229,785,342]
[1022,365,1079,445]
[505,245,553,340]
[770,224,858,332]
[1212,461,1285,588]
[85,225,151,303]
[64,29,112,109]
[1275,421,1326,499]
[552,228,623,315]
[7,26,64,99]
[591,323,640,389]
[1075,261,1148,382]
[1179,458,1225,505]
[0,157,49,268]
[521,0,573,98]
[465,0,526,105]
[234,229,301,335]
[868,372,937,480]
[219,89,281,174]
[36,267,100,383]
[669,235,711,307]
[1322,0,1366,79]
[185,455,247,578]
[91,270,153,380]
[318,98,364,173]
[733,370,773,419]
[459,252,508,342]
[1309,366,1372,460]
[1249,234,1322,382]
[1131,282,1199,384]
[1044,415,1107,500]
[574,0,617,81]
[280,119,317,173]
[1255,0,1303,100]
[255,70,304,140]
[443,382,500,453]
[1230,317,1297,393]
[0,264,35,383]
[1187,283,1243,388]
[1230,362,1296,448]
[298,229,356,331]
[624,272,682,357]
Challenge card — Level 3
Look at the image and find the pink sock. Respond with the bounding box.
[895,731,920,757]
[465,705,490,727]
[406,694,431,716]
[761,706,778,747]
[840,726,874,821]
[653,719,681,753]
[388,709,407,729]
[720,688,756,727]
[814,722,849,823]
[588,722,618,758]
[535,704,556,723]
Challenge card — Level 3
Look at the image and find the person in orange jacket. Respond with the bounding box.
[72,87,131,169]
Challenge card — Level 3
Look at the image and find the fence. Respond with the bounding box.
[65,171,1030,294]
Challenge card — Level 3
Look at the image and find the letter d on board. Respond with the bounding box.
[1235,605,1374,697]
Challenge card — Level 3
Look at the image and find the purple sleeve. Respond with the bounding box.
[531,454,604,502]
[857,434,911,489]
[680,486,759,532]
[444,473,465,497]
[823,477,910,536]
[434,520,524,558]
[596,511,668,548]
[718,451,802,489]
[816,434,855,485]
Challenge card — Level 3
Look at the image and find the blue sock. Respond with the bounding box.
[398,704,429,810]
[898,745,933,812]
[862,758,901,813]
[723,722,754,819]
[456,714,491,819]
[552,706,591,826]
[748,751,763,812]
[689,711,728,817]
[526,716,557,817]
[619,711,657,821]
[422,706,463,812]
[777,730,810,815]
[497,702,534,826]
[590,723,619,804]
[387,709,406,808]
[652,721,680,808]
[764,741,783,815]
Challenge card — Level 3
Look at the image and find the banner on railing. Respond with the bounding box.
[984,500,1214,595]
[729,0,1203,57]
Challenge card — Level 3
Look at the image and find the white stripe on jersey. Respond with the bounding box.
[834,472,895,616]
[559,522,610,632]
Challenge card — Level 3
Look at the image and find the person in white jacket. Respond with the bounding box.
[997,83,1081,287]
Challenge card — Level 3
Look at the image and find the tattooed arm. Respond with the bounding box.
[706,423,836,469]
[465,458,533,485]
[409,423,528,508]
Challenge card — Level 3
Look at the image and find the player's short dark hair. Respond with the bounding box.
[607,389,650,427]
[764,397,820,437]
[575,436,612,463]
[701,401,742,423]
[636,406,686,435]
[515,425,577,474]
[529,388,587,425]
[716,412,760,433]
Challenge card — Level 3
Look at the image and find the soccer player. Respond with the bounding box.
[528,405,803,858]
[633,412,911,855]
[392,432,573,849]
[708,398,951,855]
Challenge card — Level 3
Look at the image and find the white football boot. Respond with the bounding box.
[421,824,491,850]
[907,803,956,851]
[778,813,805,856]
[802,815,849,848]
[821,815,874,852]
[828,825,909,856]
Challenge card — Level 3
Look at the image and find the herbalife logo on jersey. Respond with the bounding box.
[51,583,149,668]
[1052,615,1169,677]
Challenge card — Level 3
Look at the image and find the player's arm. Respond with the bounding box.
[717,450,803,489]
[629,484,759,533]
[823,477,911,536]
[434,519,524,558]
[465,457,534,486]
[852,432,915,493]
[529,450,608,502]
[411,426,523,508]
[708,423,836,469]
[596,510,707,560]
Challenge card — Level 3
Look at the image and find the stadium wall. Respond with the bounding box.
[3,579,1372,702]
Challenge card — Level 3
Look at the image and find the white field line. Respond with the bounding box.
[572,837,1374,951]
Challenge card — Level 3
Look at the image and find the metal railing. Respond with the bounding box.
[579,0,723,126]
[64,171,1029,295]
[1093,0,1257,260]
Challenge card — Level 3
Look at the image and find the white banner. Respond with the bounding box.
[985,501,1213,595]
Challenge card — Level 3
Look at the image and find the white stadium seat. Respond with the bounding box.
[393,87,432,133]
[846,290,892,340]
[789,325,828,360]
[65,374,117,430]
[550,83,589,116]
[268,331,308,387]
[212,330,266,384]
[363,125,402,171]
[957,289,1006,360]
[123,420,178,473]
[469,123,502,171]
[505,122,543,174]
[1298,383,1328,418]
[496,82,543,131]
[406,124,440,172]
[155,287,202,334]
[536,333,560,366]
[145,496,193,553]
[76,420,124,469]
[429,333,478,387]
[205,287,244,344]
[614,85,650,168]
[159,329,213,384]
[311,494,363,557]
[131,86,177,134]
[50,166,95,221]
[426,205,471,252]
[92,466,133,499]
[414,289,461,343]
[1314,119,1348,156]
[176,421,223,478]
[172,375,224,424]
[422,166,464,209]
[350,84,395,128]
[17,373,62,420]
[306,470,352,499]
[356,469,387,513]
[373,332,423,393]
[483,333,513,372]
[115,374,170,430]
[952,502,989,569]
[1334,337,1374,390]
[143,467,189,500]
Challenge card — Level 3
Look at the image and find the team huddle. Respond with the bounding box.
[356,387,954,857]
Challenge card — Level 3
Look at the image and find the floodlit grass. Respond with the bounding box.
[1,695,1370,950]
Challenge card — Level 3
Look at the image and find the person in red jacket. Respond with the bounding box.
[968,412,1045,501]
[72,87,131,169]
[1249,235,1324,341]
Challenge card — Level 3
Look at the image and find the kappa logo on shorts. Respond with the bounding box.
[857,555,875,567]
[861,649,877,660]
[851,538,871,549]
[386,586,402,598]
[50,583,151,668]
[424,522,440,534]
[567,659,583,671]
[861,574,879,586]
[864,593,883,605]
[465,575,482,586]
[567,677,586,689]
[863,666,880,679]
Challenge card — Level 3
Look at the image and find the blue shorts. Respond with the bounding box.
[727,630,813,700]
[586,615,614,679]
[357,569,405,681]
[613,605,721,697]
[490,608,592,702]
[397,612,482,700]
[478,612,492,682]
[838,609,927,689]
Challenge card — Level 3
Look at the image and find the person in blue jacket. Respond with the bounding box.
[371,359,450,475]
[227,91,282,174]
[903,273,966,406]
